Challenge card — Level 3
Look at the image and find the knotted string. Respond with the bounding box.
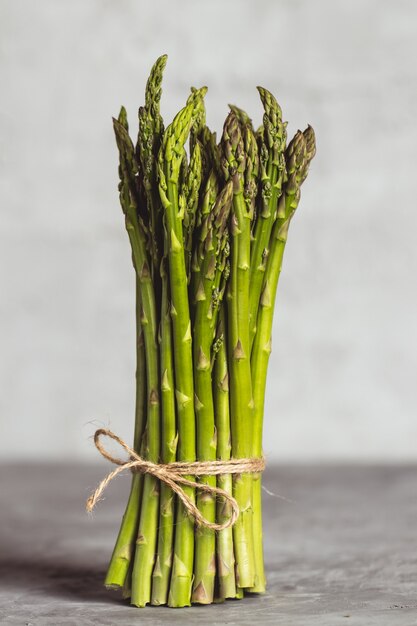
[86,428,265,531]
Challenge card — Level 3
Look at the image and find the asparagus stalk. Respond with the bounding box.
[122,58,168,604]
[246,89,286,592]
[151,122,179,601]
[213,309,237,599]
[104,284,146,589]
[251,129,309,450]
[250,127,316,592]
[191,181,232,603]
[157,91,206,607]
[137,54,167,286]
[221,112,256,588]
[111,118,161,607]
[152,104,202,607]
[249,88,286,351]
[104,108,148,590]
[151,252,177,605]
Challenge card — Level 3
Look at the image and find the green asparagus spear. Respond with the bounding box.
[150,251,177,605]
[191,180,232,603]
[221,111,256,588]
[250,127,316,592]
[251,129,309,452]
[104,108,149,591]
[249,88,286,351]
[213,309,237,599]
[111,118,161,607]
[157,91,206,607]
[104,286,146,590]
[137,54,167,285]
[247,89,286,592]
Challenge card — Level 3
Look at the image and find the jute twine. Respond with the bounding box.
[86,428,265,531]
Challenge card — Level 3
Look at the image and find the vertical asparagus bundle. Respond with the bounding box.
[99,55,316,608]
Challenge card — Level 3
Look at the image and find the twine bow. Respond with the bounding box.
[87,428,265,531]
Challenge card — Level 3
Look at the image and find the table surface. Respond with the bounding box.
[0,464,416,626]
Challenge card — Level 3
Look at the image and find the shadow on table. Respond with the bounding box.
[0,558,123,606]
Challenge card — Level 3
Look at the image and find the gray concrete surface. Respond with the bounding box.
[1,0,417,463]
[0,464,416,625]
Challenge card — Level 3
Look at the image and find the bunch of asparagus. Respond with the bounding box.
[105,55,315,607]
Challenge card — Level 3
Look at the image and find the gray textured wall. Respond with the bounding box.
[1,0,416,461]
